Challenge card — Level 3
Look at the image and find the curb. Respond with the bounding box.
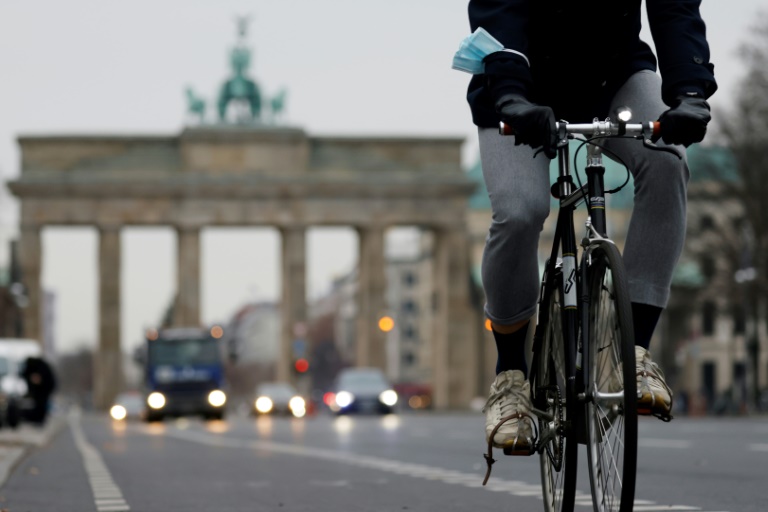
[0,415,67,488]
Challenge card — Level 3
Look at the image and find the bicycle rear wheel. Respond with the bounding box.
[533,273,577,512]
[585,242,638,512]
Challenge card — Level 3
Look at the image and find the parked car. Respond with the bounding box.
[329,367,398,415]
[253,382,306,418]
[109,392,145,421]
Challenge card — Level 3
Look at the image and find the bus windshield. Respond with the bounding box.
[149,338,220,366]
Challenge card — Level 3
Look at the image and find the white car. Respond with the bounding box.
[253,382,306,418]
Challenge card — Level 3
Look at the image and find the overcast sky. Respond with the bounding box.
[0,1,765,354]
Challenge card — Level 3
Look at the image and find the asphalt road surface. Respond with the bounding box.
[1,409,765,511]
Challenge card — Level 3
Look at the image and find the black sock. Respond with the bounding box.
[631,302,663,350]
[493,321,530,377]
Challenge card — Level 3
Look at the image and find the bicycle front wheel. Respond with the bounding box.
[534,274,577,512]
[585,242,638,512]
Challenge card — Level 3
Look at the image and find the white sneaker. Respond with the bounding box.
[483,370,534,452]
[635,346,673,419]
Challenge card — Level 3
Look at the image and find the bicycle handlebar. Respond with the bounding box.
[499,119,661,139]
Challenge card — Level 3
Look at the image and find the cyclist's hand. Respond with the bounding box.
[496,94,557,159]
[655,95,711,147]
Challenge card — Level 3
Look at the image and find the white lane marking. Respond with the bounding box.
[148,427,725,511]
[632,506,699,511]
[749,443,768,452]
[638,438,692,449]
[70,414,131,512]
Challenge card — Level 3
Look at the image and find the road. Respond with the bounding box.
[0,410,765,511]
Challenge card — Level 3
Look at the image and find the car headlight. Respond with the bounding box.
[289,396,306,411]
[335,391,354,408]
[147,392,166,410]
[379,390,398,406]
[110,405,127,421]
[255,396,273,413]
[208,390,227,407]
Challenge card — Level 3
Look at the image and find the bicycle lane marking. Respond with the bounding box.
[638,438,692,449]
[70,412,131,512]
[148,425,728,512]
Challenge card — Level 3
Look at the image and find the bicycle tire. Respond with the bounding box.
[533,272,578,512]
[585,242,638,512]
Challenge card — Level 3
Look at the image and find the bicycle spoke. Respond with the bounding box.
[587,246,637,512]
[537,281,576,512]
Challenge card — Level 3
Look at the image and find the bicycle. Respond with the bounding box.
[481,111,678,512]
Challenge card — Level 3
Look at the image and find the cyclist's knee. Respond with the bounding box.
[491,196,550,237]
[635,151,690,195]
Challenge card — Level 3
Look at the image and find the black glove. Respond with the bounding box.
[655,95,711,147]
[496,94,558,159]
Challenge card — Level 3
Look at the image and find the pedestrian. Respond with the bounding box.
[463,0,716,451]
[21,356,57,425]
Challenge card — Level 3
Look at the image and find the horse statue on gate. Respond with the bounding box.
[269,88,288,124]
[185,87,207,124]
[217,16,262,123]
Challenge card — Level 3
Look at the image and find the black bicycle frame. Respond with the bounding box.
[537,136,610,439]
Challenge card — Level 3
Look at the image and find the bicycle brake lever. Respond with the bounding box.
[641,137,683,160]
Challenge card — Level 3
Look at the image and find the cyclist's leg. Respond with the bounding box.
[478,127,552,330]
[477,127,551,447]
[602,70,682,416]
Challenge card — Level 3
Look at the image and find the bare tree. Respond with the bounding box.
[714,10,768,408]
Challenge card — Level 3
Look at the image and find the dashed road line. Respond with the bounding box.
[748,443,768,452]
[150,425,727,512]
[70,414,130,512]
[638,438,692,449]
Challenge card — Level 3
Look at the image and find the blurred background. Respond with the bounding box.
[0,0,767,418]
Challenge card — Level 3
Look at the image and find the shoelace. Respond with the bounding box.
[637,357,673,398]
[482,380,532,417]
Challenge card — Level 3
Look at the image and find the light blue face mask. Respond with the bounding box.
[451,27,503,74]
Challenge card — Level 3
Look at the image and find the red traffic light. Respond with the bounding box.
[294,358,309,373]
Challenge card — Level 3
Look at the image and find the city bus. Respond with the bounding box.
[139,326,228,422]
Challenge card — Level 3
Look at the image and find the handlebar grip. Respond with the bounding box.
[651,121,661,139]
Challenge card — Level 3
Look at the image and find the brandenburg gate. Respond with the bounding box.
[8,126,480,409]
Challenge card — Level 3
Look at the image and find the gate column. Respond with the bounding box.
[18,224,42,343]
[431,227,478,409]
[279,226,307,383]
[175,226,201,327]
[95,225,124,409]
[356,225,387,371]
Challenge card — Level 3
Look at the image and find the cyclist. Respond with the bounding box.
[465,0,717,452]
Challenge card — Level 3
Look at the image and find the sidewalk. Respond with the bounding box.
[0,415,66,487]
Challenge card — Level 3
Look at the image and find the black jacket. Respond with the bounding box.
[467,0,717,126]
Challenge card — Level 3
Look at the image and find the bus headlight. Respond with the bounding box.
[208,390,227,407]
[147,392,166,410]
[255,396,273,413]
[110,405,127,421]
[379,390,398,406]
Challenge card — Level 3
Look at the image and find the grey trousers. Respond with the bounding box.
[478,70,689,325]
